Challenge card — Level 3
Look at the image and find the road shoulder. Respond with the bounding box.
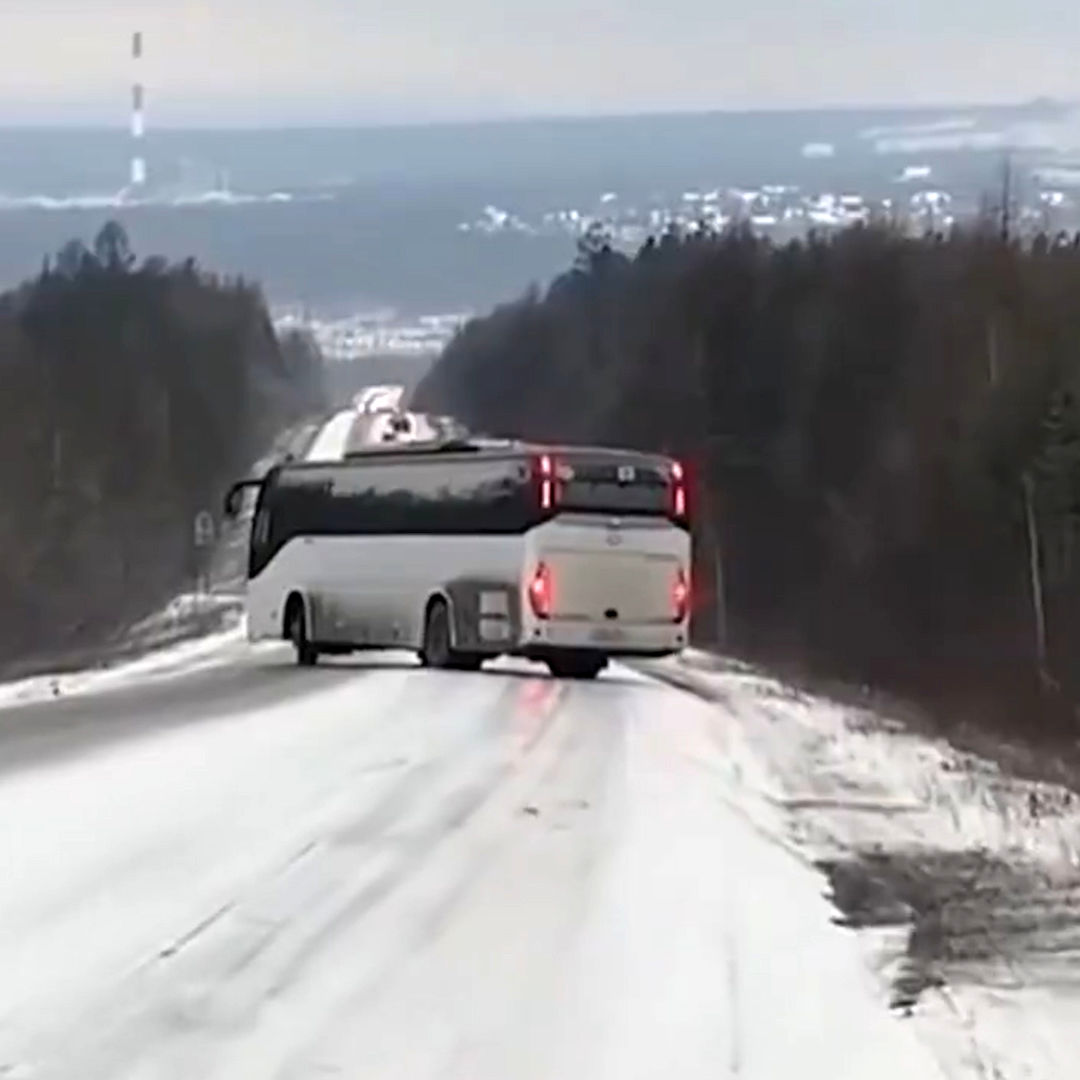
[644,649,1080,1080]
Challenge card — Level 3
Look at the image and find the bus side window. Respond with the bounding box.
[248,468,281,577]
[253,505,272,548]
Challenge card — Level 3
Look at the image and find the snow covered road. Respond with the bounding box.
[0,648,947,1079]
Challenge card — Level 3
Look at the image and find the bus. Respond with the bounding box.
[224,435,691,679]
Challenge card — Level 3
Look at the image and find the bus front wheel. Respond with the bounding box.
[285,596,318,668]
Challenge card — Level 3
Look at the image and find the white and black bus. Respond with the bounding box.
[224,436,691,679]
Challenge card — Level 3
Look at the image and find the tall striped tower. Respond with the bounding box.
[130,31,146,187]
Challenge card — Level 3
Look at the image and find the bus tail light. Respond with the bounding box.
[672,566,690,623]
[529,562,553,619]
[539,453,554,511]
[670,460,687,521]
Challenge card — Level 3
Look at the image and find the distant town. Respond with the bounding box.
[275,166,1080,362]
[459,171,1080,246]
[273,308,470,362]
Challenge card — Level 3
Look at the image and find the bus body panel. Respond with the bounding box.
[247,534,524,650]
[519,515,690,658]
[237,439,692,663]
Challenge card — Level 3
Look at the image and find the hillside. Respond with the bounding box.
[415,224,1080,737]
[0,222,326,674]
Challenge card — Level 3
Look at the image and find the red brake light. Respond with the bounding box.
[539,454,554,511]
[529,562,553,619]
[670,461,687,520]
[673,566,689,623]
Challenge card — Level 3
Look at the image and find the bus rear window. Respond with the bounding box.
[555,458,672,516]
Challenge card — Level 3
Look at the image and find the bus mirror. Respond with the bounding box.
[225,477,266,518]
[223,483,245,519]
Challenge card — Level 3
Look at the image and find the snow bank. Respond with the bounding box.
[0,619,248,710]
[305,408,358,461]
[648,650,1080,1079]
[655,650,1080,863]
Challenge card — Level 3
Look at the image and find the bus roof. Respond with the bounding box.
[286,437,672,470]
[230,436,686,532]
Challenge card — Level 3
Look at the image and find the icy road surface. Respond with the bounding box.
[0,649,947,1080]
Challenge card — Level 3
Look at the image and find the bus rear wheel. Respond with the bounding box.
[449,653,484,672]
[286,597,318,667]
[421,598,482,671]
[547,652,606,681]
[420,598,453,669]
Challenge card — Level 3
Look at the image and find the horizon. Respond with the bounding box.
[0,0,1078,126]
[0,95,1070,134]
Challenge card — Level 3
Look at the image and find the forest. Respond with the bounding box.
[0,221,325,674]
[416,222,1080,736]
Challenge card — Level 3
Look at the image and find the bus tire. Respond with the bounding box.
[449,653,484,672]
[547,653,606,681]
[420,597,454,669]
[285,594,318,668]
[420,598,483,671]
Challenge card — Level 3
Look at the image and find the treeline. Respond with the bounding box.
[416,224,1080,734]
[0,221,326,672]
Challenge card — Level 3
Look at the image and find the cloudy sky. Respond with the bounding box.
[0,0,1076,125]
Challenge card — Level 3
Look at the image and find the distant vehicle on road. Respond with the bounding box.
[225,434,690,679]
[345,384,463,448]
[352,384,406,414]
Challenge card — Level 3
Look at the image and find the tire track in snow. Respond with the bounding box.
[7,673,569,1080]
[276,678,639,1080]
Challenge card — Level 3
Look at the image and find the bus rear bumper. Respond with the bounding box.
[518,619,688,659]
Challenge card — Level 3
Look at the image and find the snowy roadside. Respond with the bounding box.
[0,415,330,706]
[0,599,249,710]
[646,650,1080,1079]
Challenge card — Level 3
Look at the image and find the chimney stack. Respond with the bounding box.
[130,32,146,187]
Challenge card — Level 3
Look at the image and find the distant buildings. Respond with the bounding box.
[272,168,1080,363]
[454,176,1078,248]
[273,308,469,362]
[898,165,933,183]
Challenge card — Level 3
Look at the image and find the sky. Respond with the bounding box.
[0,0,1076,125]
